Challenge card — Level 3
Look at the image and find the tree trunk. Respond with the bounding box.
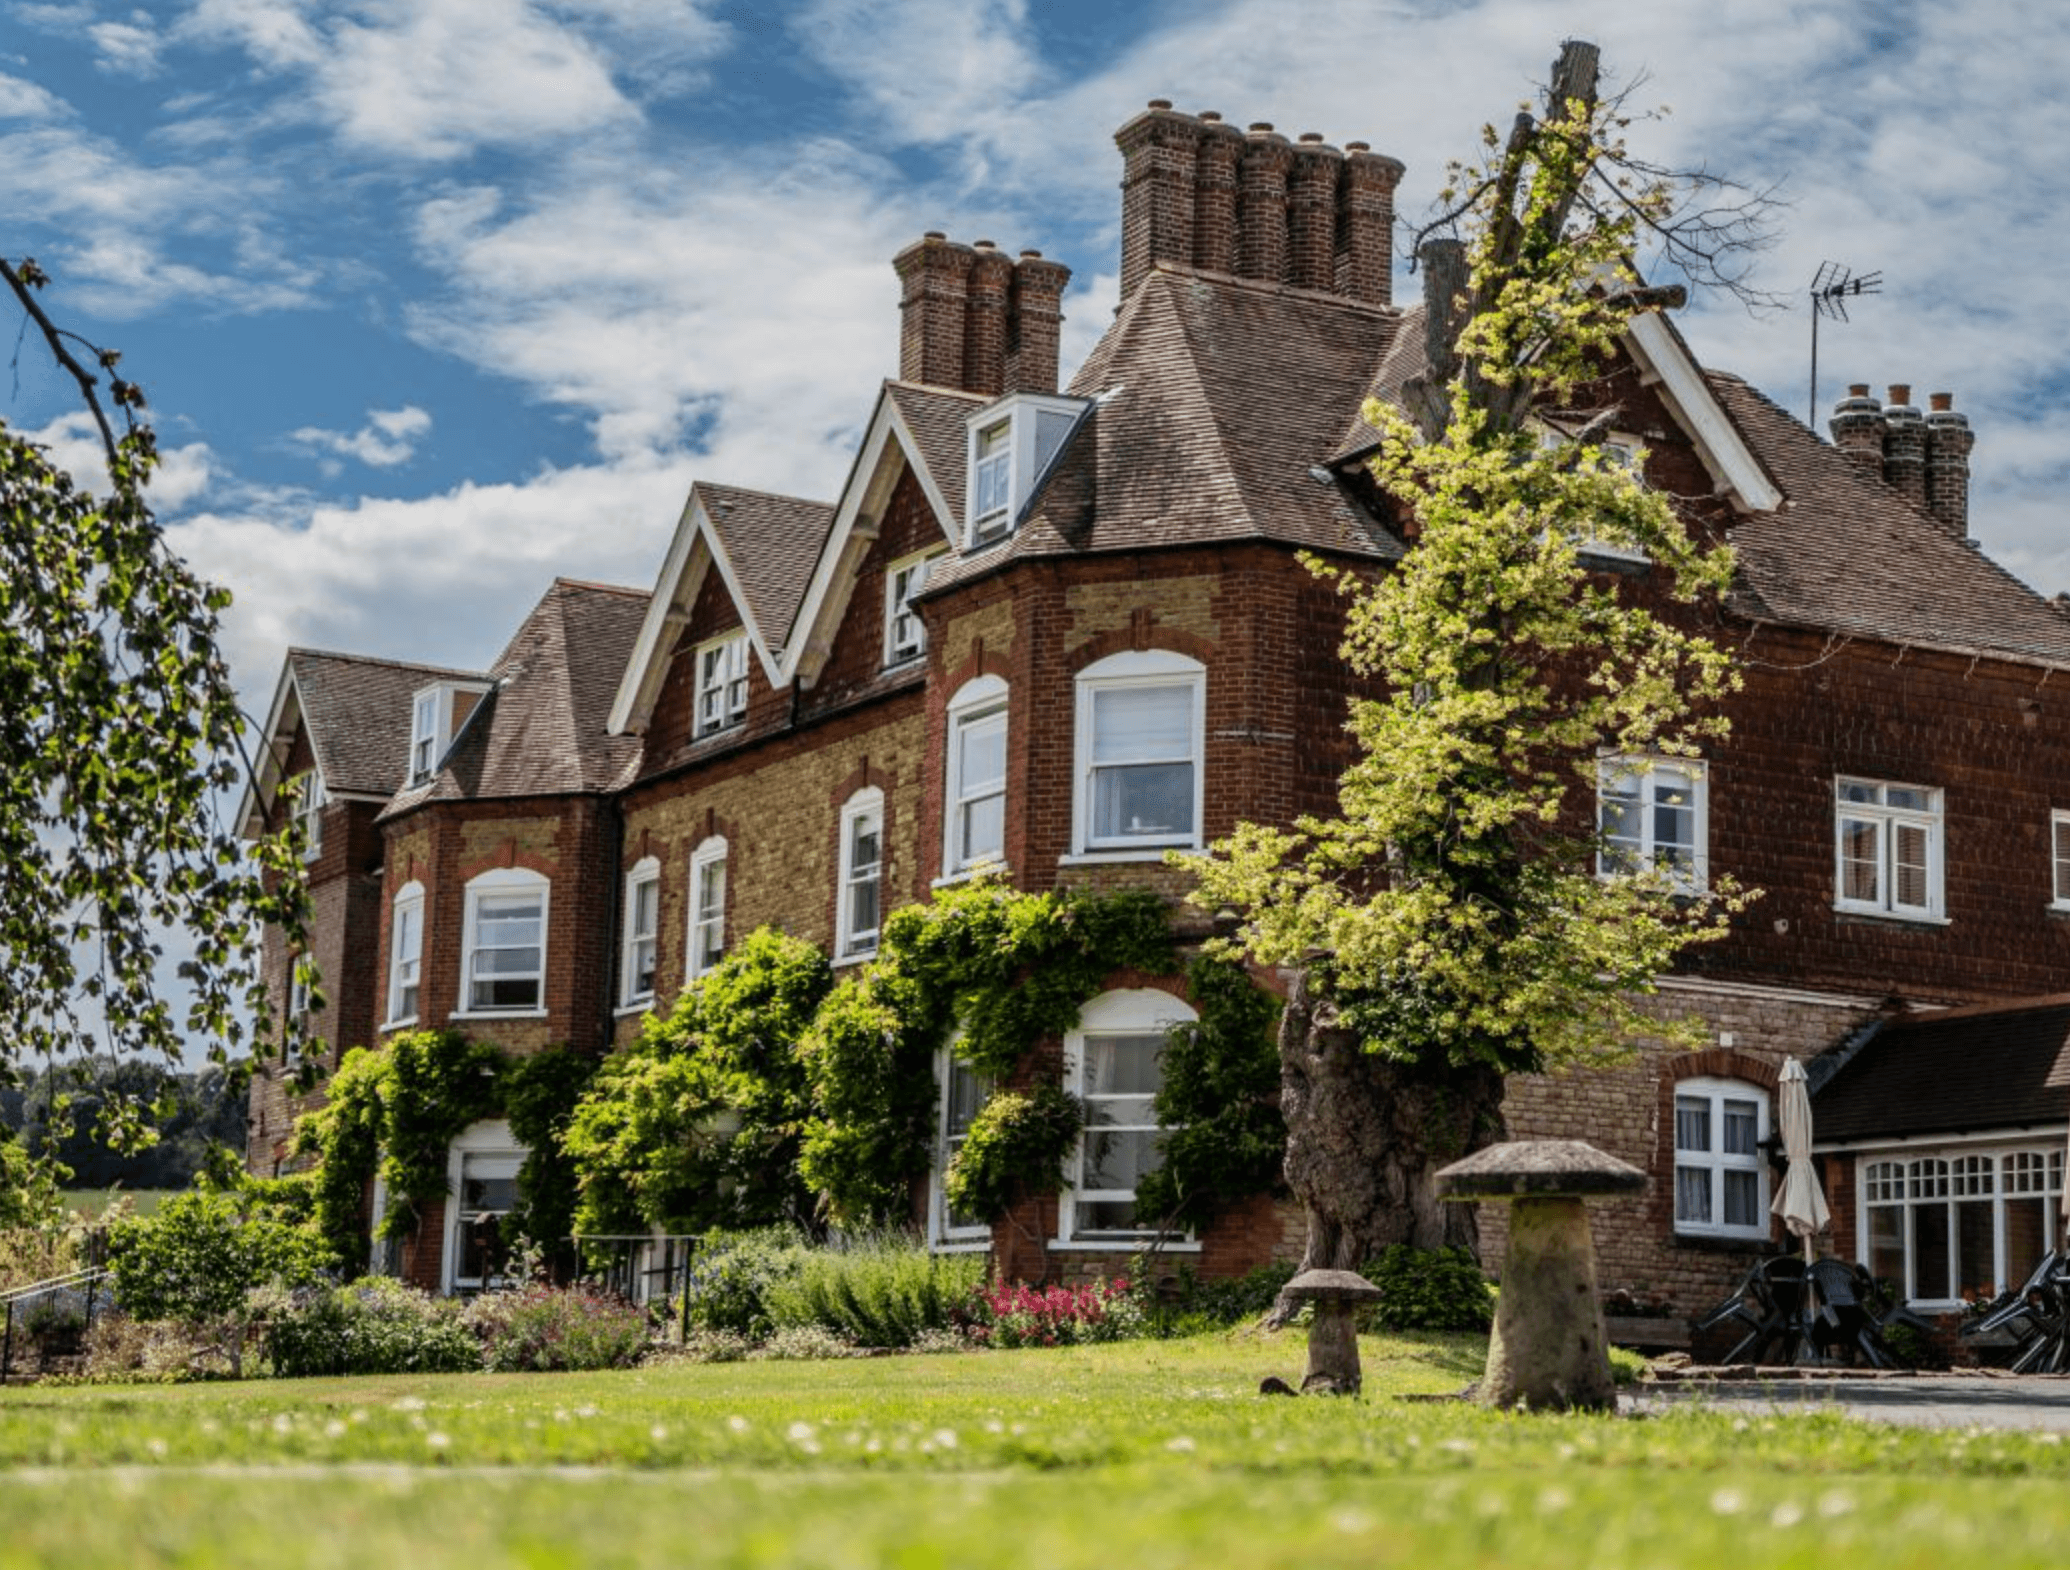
[1267,967,1506,1325]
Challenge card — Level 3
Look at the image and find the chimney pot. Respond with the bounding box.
[1829,385,1886,481]
[924,230,945,241]
[1199,110,1223,123]
[1930,391,1953,412]
[1248,122,1274,133]
[1345,140,1370,152]
[1299,131,1324,143]
[1149,98,1173,110]
[1019,248,1042,259]
[1887,383,1913,409]
[1848,383,1869,397]
[974,239,996,250]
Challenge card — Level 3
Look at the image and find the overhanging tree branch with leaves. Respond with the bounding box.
[0,253,311,1178]
[1190,42,1761,1287]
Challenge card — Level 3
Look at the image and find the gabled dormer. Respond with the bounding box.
[407,680,492,788]
[965,391,1089,550]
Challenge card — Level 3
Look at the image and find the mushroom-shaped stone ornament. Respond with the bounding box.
[1435,1139,1646,1412]
[1282,1267,1384,1396]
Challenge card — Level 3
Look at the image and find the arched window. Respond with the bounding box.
[687,837,728,980]
[459,867,549,1015]
[1060,988,1198,1246]
[385,880,425,1027]
[837,788,885,961]
[620,856,661,1007]
[943,676,1007,876]
[1072,650,1205,856]
[1672,1076,1770,1240]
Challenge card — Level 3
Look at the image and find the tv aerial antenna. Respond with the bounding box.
[1809,262,1881,428]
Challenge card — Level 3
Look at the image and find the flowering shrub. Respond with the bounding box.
[467,1283,649,1372]
[974,1277,1142,1348]
[267,1278,479,1378]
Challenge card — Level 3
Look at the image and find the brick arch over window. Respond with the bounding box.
[937,645,1012,697]
[455,843,558,886]
[1066,624,1216,676]
[828,758,897,807]
[1652,1048,1784,1247]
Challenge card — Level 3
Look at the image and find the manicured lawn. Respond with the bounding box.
[3,1331,2067,1567]
[61,1187,176,1219]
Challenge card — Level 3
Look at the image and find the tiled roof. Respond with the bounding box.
[885,380,986,528]
[385,578,647,813]
[287,650,487,798]
[927,267,1406,595]
[1813,996,2070,1143]
[1710,376,2070,666]
[694,483,834,652]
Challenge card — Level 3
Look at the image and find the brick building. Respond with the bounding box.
[244,98,2070,1317]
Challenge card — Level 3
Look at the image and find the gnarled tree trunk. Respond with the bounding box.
[1268,968,1506,1323]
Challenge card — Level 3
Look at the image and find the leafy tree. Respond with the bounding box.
[0,256,311,1178]
[1192,42,1758,1280]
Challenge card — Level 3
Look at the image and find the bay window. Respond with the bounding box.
[460,867,548,1014]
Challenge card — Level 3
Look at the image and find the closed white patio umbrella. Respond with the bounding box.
[1771,1057,1829,1264]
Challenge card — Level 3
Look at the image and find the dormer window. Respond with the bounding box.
[963,394,1085,549]
[695,632,750,737]
[408,681,489,787]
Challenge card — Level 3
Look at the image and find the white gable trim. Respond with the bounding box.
[607,489,778,737]
[237,663,306,839]
[1623,312,1783,515]
[781,389,961,690]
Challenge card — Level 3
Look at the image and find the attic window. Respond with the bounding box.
[291,770,326,860]
[695,632,749,737]
[408,682,488,787]
[964,393,1086,549]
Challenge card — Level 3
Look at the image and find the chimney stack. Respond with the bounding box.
[1924,391,1974,540]
[1881,384,1927,510]
[895,235,1071,397]
[1112,102,1404,307]
[1829,384,1886,480]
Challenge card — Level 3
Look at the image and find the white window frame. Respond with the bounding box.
[407,682,488,788]
[963,393,1084,549]
[1534,423,1650,562]
[836,789,885,963]
[292,770,326,860]
[1070,650,1206,858]
[687,837,728,981]
[1857,1144,2067,1310]
[1056,988,1198,1251]
[620,857,661,1009]
[942,676,1008,878]
[1671,1076,1770,1241]
[455,867,549,1019]
[2050,811,2070,911]
[440,1119,526,1295]
[1596,755,1707,891]
[288,951,314,1020]
[927,1041,993,1251]
[383,880,425,1029]
[884,548,944,667]
[694,632,749,738]
[1834,776,1945,921]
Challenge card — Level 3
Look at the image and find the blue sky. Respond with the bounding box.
[6,0,2070,706]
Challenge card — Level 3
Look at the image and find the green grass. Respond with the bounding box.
[2,1330,2067,1567]
[61,1187,176,1220]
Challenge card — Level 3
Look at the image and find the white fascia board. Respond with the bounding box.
[238,664,305,840]
[780,392,957,688]
[608,494,743,735]
[1624,312,1783,515]
[692,494,786,689]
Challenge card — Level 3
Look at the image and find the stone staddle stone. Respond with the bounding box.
[1435,1140,1646,1413]
[1283,1268,1384,1397]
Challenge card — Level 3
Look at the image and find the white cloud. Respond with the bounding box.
[788,0,1041,148]
[291,404,433,469]
[13,411,216,513]
[171,456,693,689]
[0,70,67,119]
[90,15,165,76]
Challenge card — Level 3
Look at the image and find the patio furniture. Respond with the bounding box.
[1806,1257,1902,1368]
[1695,1254,1808,1364]
[1962,1250,2070,1373]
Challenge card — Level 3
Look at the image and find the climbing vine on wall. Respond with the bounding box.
[941,1084,1082,1224]
[502,1044,600,1266]
[797,877,1174,1228]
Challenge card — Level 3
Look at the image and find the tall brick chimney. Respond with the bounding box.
[1829,384,1886,480]
[1881,384,1927,509]
[1006,251,1071,396]
[1113,101,1402,308]
[894,234,1071,397]
[1924,391,1974,540]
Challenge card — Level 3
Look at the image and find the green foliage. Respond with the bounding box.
[293,1031,503,1269]
[1361,1244,1495,1332]
[942,1085,1081,1224]
[1135,956,1283,1227]
[466,1284,650,1372]
[1,1060,248,1191]
[1192,81,1752,1079]
[762,1233,986,1349]
[0,1132,63,1231]
[798,878,1171,1227]
[501,1046,599,1261]
[565,929,831,1236]
[265,1279,480,1378]
[1128,1258,1298,1338]
[0,257,309,1093]
[107,1190,331,1325]
[679,1226,813,1337]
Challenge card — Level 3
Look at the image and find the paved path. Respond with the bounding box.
[1628,1374,2070,1430]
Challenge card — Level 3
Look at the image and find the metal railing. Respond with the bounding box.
[570,1235,703,1338]
[1,1267,112,1384]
